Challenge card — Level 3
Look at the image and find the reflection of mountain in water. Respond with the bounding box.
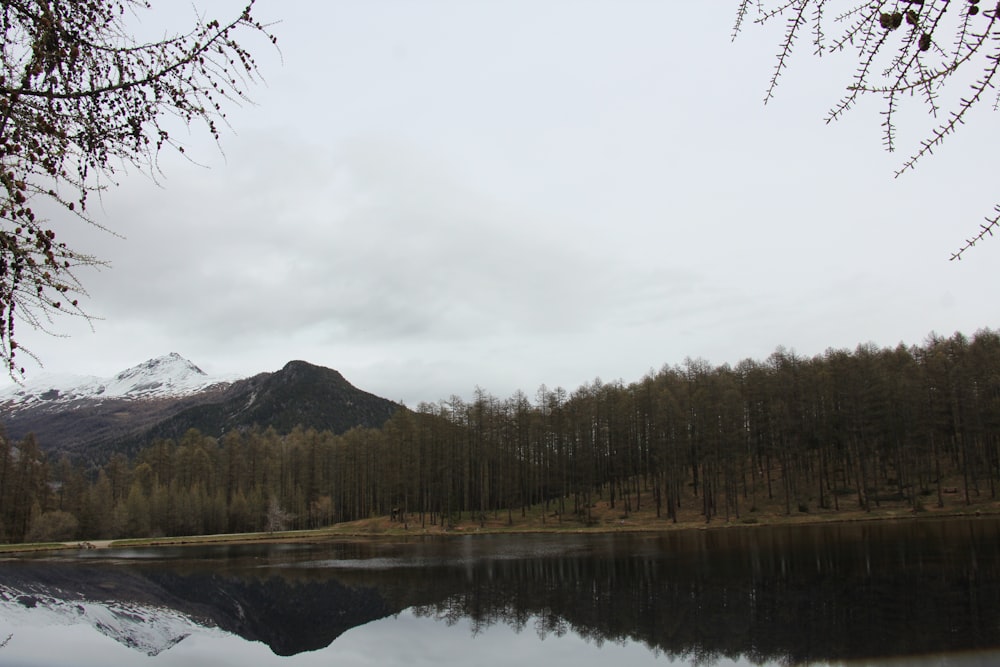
[141,571,392,656]
[0,561,393,657]
[2,518,1000,663]
[0,587,200,656]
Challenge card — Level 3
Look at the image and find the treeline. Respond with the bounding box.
[2,329,999,543]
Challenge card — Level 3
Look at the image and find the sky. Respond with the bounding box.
[6,1,1000,407]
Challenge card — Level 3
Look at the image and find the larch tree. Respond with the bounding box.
[0,0,275,375]
[735,0,1000,259]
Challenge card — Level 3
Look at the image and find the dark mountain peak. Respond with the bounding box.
[216,360,394,434]
[282,359,321,370]
[276,360,347,382]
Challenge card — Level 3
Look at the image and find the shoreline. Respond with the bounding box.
[3,499,998,555]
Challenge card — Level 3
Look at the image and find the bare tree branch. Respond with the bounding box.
[736,0,1000,260]
[0,1,276,375]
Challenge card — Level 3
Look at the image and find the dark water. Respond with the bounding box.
[1,518,1000,666]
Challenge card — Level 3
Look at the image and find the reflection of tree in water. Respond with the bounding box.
[403,520,1000,666]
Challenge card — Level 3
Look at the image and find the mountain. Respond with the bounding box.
[141,360,401,444]
[0,355,401,463]
[0,352,229,406]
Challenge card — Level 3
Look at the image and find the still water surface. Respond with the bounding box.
[1,517,1000,666]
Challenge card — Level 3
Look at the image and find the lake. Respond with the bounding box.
[1,517,1000,666]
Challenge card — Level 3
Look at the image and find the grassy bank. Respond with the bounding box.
[5,484,999,554]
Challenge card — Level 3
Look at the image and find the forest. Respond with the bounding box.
[1,329,998,544]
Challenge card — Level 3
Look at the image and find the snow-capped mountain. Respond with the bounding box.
[0,352,233,409]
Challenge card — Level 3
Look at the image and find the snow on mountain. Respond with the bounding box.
[104,352,213,397]
[0,585,221,656]
[0,353,235,408]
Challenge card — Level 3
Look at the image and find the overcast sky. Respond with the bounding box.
[7,1,999,406]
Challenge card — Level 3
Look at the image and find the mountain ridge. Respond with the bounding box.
[0,354,401,463]
[0,352,235,409]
